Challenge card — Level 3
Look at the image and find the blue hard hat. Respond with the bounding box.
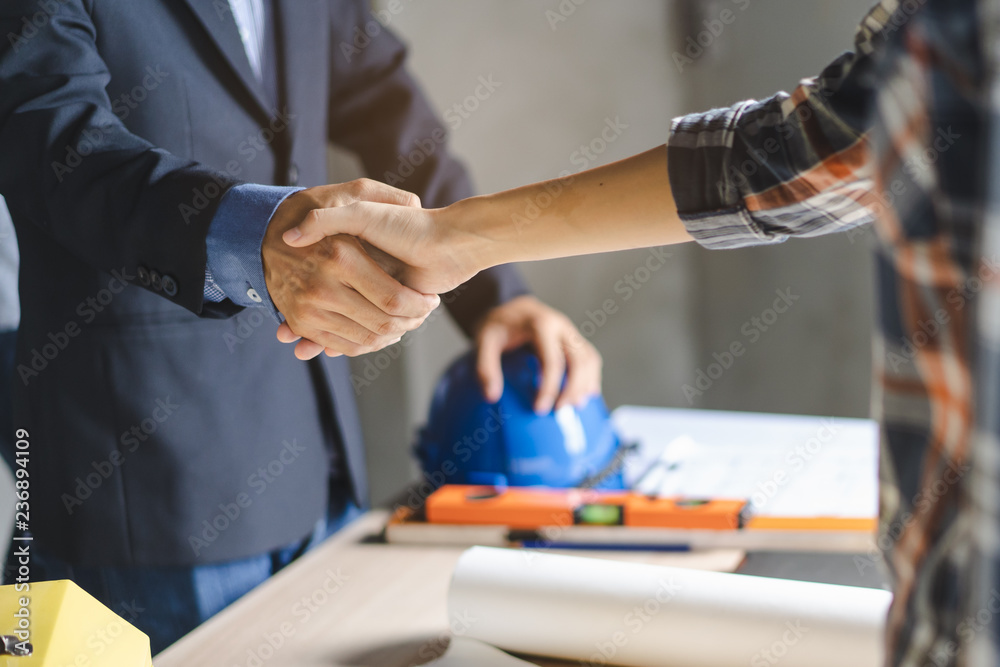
[414,346,625,490]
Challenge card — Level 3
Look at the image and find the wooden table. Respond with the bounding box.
[154,511,746,667]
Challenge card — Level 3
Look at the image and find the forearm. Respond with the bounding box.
[285,149,691,296]
[440,146,692,270]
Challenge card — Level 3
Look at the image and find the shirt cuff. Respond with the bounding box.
[204,183,303,318]
[667,111,788,250]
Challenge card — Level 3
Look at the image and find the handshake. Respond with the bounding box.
[260,178,490,360]
[258,146,676,388]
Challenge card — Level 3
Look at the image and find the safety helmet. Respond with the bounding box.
[414,346,625,490]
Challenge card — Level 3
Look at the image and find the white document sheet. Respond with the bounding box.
[614,406,878,520]
[445,547,891,667]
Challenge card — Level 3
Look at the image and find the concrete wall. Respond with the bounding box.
[678,0,875,417]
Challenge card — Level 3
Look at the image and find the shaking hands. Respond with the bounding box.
[281,195,479,295]
[258,148,684,405]
[260,176,605,412]
[261,179,443,360]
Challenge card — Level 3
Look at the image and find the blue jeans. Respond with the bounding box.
[21,499,361,655]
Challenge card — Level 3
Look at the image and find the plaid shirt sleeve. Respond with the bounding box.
[666,2,897,249]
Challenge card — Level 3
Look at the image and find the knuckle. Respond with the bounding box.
[373,317,397,337]
[381,291,406,316]
[324,237,350,264]
[533,312,561,332]
[360,329,382,349]
[349,178,370,198]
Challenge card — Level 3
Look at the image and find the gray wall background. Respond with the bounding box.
[349,0,877,506]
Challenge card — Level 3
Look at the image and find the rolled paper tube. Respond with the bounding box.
[447,547,891,667]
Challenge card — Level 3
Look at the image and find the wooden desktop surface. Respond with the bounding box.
[154,510,746,667]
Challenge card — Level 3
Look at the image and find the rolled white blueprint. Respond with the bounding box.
[447,547,891,667]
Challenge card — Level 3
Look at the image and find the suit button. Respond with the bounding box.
[287,163,299,186]
[162,275,178,297]
[150,270,162,291]
[247,288,263,303]
[137,266,151,287]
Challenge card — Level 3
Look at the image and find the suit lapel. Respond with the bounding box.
[179,0,274,118]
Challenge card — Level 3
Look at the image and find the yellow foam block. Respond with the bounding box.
[0,579,152,667]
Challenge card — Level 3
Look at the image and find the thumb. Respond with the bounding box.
[283,206,366,248]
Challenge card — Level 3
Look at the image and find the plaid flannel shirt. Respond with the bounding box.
[668,0,999,664]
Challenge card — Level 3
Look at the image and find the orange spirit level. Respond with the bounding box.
[425,485,747,530]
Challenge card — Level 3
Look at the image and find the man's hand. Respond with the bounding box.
[262,179,440,360]
[474,295,602,414]
[281,200,479,295]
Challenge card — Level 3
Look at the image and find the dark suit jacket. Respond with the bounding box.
[0,0,526,566]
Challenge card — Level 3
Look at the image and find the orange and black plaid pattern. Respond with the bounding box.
[668,0,998,664]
